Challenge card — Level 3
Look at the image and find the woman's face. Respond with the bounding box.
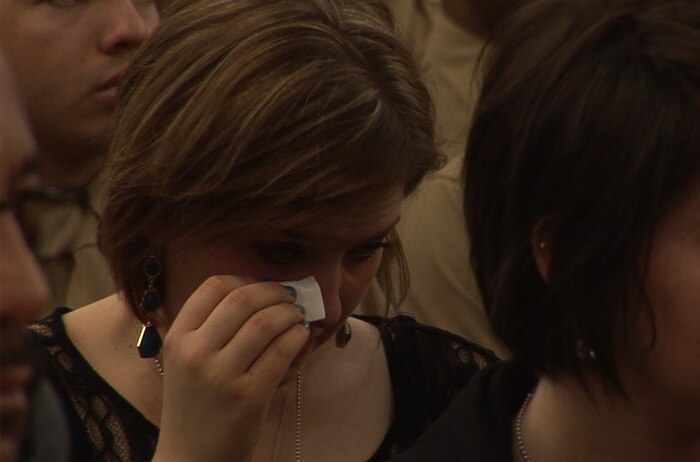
[618,182,700,432]
[163,188,404,349]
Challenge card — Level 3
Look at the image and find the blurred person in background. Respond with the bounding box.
[361,0,525,358]
[0,51,68,462]
[27,1,496,460]
[393,0,700,460]
[0,0,159,311]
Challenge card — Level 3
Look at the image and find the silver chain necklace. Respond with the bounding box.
[514,391,534,462]
[154,357,302,462]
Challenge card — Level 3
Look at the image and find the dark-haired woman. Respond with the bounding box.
[394,0,700,460]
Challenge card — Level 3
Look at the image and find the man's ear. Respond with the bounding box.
[531,224,551,283]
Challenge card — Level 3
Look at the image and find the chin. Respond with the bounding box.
[0,391,29,462]
[0,436,20,462]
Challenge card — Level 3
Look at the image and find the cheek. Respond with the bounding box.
[339,250,385,314]
[0,217,49,321]
[623,236,700,424]
[643,238,700,357]
[356,249,386,280]
[140,4,160,30]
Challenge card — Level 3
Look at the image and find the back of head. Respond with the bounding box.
[464,0,700,387]
[463,0,528,37]
[101,0,441,318]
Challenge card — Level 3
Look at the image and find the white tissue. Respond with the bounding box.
[281,276,326,322]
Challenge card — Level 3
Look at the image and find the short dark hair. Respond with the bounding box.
[464,0,700,389]
[467,0,528,37]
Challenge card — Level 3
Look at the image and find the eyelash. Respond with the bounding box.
[350,241,391,261]
[46,0,80,7]
[255,240,392,265]
[255,244,302,265]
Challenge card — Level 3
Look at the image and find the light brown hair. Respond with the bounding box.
[100,0,442,321]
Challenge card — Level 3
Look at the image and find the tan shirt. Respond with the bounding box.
[360,0,509,357]
[32,169,115,314]
[389,0,483,162]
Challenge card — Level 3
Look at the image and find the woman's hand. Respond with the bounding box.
[152,276,309,462]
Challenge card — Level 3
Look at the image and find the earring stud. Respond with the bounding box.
[335,321,352,348]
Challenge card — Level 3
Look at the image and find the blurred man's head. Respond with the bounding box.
[0,52,50,462]
[0,0,159,187]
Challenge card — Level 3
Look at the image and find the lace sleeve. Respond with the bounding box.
[27,309,159,462]
[356,313,498,459]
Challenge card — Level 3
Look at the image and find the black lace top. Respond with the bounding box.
[28,308,497,461]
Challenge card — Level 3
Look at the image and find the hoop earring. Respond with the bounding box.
[335,321,352,349]
[136,256,163,358]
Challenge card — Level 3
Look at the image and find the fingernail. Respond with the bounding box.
[294,304,306,315]
[283,285,297,297]
[299,319,310,329]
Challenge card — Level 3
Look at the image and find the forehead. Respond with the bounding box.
[246,188,405,244]
[298,189,404,237]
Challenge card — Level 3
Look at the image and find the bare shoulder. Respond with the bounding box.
[62,294,134,361]
[303,317,393,458]
[308,317,388,391]
[346,316,383,356]
[63,293,121,321]
[61,293,163,424]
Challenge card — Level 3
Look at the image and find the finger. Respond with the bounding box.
[169,275,256,334]
[197,282,297,347]
[240,323,310,396]
[215,303,306,372]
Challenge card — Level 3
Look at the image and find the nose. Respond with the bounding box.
[99,0,159,54]
[312,268,343,330]
[0,216,49,324]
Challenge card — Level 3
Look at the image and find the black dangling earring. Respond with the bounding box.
[137,322,161,359]
[136,255,163,358]
[335,321,352,349]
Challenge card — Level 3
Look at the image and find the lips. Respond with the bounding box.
[96,68,126,92]
[1,325,35,395]
[0,368,31,425]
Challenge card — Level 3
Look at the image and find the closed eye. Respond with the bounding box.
[349,240,391,262]
[254,243,304,265]
[46,0,81,7]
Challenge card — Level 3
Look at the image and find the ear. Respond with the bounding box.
[531,223,551,283]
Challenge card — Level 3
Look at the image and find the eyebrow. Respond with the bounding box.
[281,216,401,242]
[367,216,402,241]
